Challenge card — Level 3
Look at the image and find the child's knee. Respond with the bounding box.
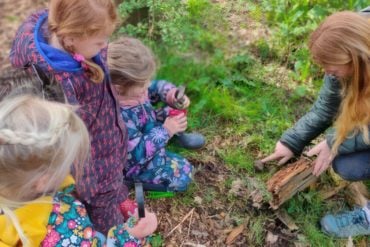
[170,164,193,191]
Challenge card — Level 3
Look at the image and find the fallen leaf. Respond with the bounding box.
[191,230,209,238]
[346,236,354,247]
[250,189,263,208]
[226,224,244,245]
[229,179,244,196]
[276,209,299,230]
[194,196,203,205]
[265,231,279,245]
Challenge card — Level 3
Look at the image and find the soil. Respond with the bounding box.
[0,0,47,70]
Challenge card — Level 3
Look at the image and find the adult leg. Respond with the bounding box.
[332,149,370,181]
[321,149,370,238]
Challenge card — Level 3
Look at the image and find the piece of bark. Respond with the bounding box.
[319,181,348,200]
[225,224,245,245]
[267,158,318,209]
[275,209,299,231]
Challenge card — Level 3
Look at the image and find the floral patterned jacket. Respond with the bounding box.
[0,176,142,247]
[117,80,176,171]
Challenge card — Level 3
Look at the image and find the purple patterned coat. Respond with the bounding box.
[9,10,128,234]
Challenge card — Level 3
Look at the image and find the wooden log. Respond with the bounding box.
[267,158,318,209]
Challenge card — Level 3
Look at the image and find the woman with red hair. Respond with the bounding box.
[263,9,370,238]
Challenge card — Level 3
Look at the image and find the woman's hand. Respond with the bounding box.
[261,141,294,165]
[126,209,158,239]
[306,140,334,176]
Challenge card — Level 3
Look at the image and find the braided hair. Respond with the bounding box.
[0,95,89,245]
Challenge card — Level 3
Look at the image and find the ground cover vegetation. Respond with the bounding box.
[115,1,369,245]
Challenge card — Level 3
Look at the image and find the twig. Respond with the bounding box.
[166,208,195,238]
[183,243,206,247]
[187,207,195,238]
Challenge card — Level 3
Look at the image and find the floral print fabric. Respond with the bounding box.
[42,184,141,246]
[121,80,193,192]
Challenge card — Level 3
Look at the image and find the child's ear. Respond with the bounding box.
[63,36,75,49]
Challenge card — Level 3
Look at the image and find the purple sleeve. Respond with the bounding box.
[148,79,177,105]
[122,110,171,165]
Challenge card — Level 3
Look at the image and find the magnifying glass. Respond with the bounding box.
[135,182,145,219]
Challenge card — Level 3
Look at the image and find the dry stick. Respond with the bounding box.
[187,207,195,239]
[166,208,195,238]
[183,243,206,247]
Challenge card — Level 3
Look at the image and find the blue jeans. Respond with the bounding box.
[332,149,370,181]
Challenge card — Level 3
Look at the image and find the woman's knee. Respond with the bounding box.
[332,160,354,181]
[332,157,366,181]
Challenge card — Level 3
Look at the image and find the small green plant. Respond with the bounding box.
[149,233,164,247]
[259,0,368,83]
[118,0,226,53]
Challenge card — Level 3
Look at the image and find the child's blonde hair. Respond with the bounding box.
[108,37,156,94]
[48,0,118,83]
[0,95,89,245]
[309,11,370,154]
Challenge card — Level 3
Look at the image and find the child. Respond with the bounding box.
[108,37,199,192]
[0,94,156,246]
[9,0,138,234]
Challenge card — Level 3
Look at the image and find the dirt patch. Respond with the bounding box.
[147,158,252,246]
[0,0,47,70]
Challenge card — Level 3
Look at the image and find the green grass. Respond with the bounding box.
[249,216,266,245]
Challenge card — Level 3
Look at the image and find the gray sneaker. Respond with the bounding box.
[321,207,370,238]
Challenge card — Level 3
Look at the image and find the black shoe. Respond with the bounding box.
[175,132,205,149]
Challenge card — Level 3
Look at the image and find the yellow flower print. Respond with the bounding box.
[59,204,70,213]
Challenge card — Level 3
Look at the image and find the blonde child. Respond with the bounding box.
[108,37,196,192]
[9,0,141,234]
[0,93,157,246]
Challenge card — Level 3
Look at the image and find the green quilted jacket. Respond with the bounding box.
[280,75,370,155]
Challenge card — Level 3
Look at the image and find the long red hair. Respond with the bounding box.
[309,11,370,154]
[48,0,118,83]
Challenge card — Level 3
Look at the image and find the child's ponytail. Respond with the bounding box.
[84,60,105,83]
[72,53,105,83]
[0,95,90,245]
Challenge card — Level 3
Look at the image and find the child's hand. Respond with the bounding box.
[173,95,190,109]
[126,209,158,239]
[163,113,187,137]
[169,86,190,109]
